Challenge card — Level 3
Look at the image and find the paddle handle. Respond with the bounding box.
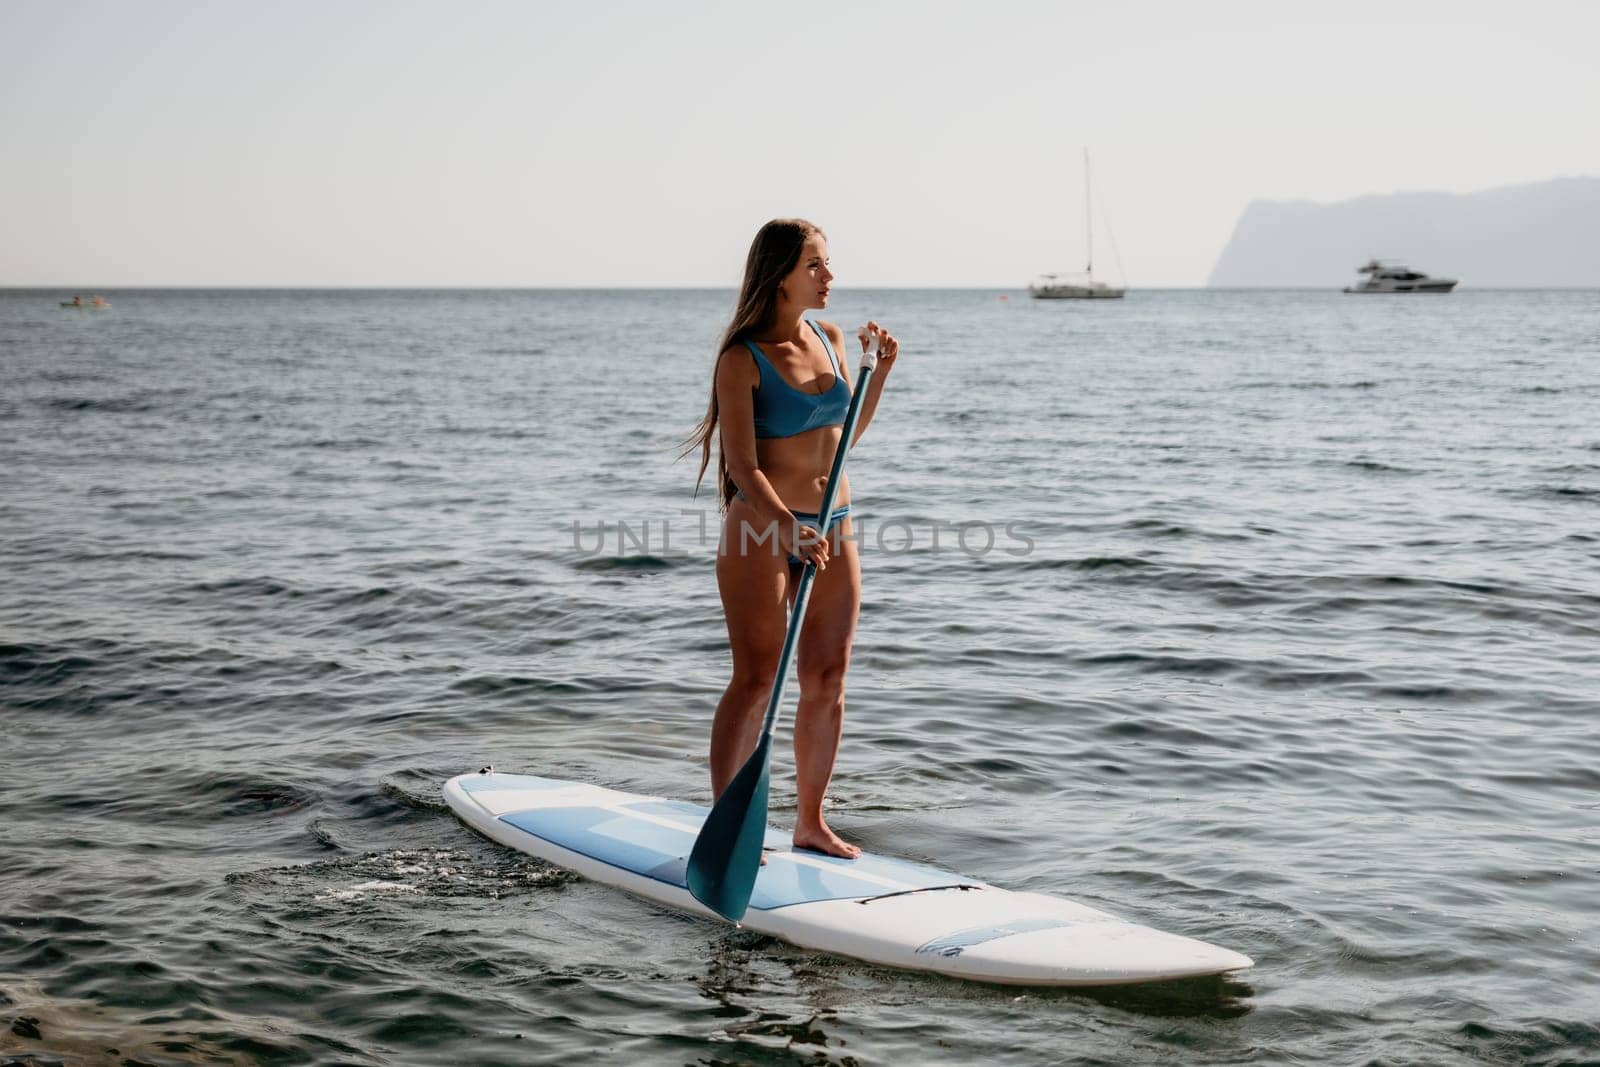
[811,328,878,532]
[857,329,882,374]
[756,328,880,738]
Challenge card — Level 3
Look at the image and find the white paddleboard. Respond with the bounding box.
[443,770,1253,986]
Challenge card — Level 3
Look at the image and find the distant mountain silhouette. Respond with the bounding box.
[1207,177,1600,288]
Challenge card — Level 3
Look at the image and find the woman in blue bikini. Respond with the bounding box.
[686,218,899,858]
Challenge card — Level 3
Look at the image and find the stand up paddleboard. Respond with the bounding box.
[444,770,1253,986]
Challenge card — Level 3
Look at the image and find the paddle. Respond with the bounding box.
[686,325,883,922]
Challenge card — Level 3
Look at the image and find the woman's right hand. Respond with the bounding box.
[779,521,829,570]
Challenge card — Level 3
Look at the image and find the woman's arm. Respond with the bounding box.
[715,347,790,529]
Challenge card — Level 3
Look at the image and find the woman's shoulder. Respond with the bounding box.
[812,319,846,347]
[811,320,851,381]
[716,340,761,384]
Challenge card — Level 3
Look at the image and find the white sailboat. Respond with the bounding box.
[1030,149,1126,300]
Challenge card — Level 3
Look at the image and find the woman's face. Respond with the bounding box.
[780,233,833,310]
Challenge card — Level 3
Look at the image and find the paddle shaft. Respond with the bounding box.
[755,336,878,740]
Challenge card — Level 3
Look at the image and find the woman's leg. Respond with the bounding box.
[791,516,862,858]
[710,499,790,800]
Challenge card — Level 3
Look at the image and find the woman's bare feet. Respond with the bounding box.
[792,819,861,859]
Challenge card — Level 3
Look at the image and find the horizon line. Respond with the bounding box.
[7,284,1598,292]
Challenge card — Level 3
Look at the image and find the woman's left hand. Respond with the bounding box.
[858,321,899,371]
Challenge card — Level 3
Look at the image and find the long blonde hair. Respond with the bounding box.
[684,218,824,509]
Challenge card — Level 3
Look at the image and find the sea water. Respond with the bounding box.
[2,288,1597,1064]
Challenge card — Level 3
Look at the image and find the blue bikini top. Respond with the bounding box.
[744,320,852,439]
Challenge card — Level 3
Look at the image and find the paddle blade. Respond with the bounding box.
[685,739,772,922]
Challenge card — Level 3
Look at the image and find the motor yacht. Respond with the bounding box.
[1342,260,1457,293]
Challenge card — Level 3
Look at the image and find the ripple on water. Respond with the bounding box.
[5,289,1600,1063]
[228,847,575,906]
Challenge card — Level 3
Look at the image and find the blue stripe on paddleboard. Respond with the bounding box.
[800,850,973,890]
[497,804,963,910]
[914,917,1079,958]
[460,773,568,794]
[627,799,706,819]
[621,799,963,889]
[502,806,688,886]
[747,856,920,911]
[625,800,789,851]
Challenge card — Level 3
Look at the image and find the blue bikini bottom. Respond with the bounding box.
[734,491,852,565]
[787,504,851,565]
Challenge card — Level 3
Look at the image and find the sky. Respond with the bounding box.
[2,0,1597,288]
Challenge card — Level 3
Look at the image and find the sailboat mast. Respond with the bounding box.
[1084,148,1096,278]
